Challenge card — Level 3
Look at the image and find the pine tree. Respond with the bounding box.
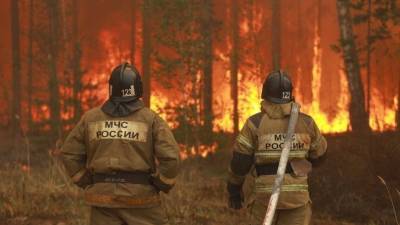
[201,0,214,139]
[230,0,239,136]
[336,0,370,133]
[131,0,136,64]
[271,0,281,70]
[142,0,152,107]
[27,0,35,131]
[11,0,21,135]
[71,0,83,122]
[46,0,62,137]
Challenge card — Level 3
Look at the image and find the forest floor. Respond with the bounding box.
[0,131,399,225]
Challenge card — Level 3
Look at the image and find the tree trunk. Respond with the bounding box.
[397,71,400,131]
[201,0,214,138]
[230,0,239,136]
[296,0,302,66]
[131,0,136,64]
[293,0,303,99]
[366,0,372,116]
[141,0,151,107]
[317,0,322,37]
[271,0,281,70]
[72,0,82,122]
[336,0,370,133]
[28,0,34,131]
[11,0,21,135]
[47,0,62,137]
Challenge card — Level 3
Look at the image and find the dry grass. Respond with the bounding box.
[0,155,357,225]
[0,160,87,225]
[1,132,400,225]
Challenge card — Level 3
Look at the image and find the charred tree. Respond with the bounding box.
[366,0,372,116]
[397,73,400,131]
[396,72,400,131]
[141,0,151,107]
[46,0,62,137]
[296,0,302,73]
[336,0,370,133]
[152,0,206,152]
[71,0,82,122]
[271,0,281,70]
[11,0,21,135]
[131,0,136,64]
[201,0,214,139]
[27,0,34,131]
[230,0,239,136]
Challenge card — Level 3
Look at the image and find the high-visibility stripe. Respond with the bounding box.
[159,174,176,186]
[237,134,254,149]
[255,150,308,158]
[255,184,308,193]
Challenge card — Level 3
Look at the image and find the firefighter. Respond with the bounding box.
[61,63,180,225]
[227,70,327,225]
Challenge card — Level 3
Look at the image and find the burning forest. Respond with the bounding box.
[1,0,400,137]
[1,0,400,225]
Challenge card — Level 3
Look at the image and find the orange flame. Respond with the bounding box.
[179,143,217,160]
[301,23,351,133]
[82,26,398,139]
[369,92,398,131]
[20,164,30,173]
[212,63,261,131]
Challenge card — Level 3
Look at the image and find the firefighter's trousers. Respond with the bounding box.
[249,200,311,225]
[89,205,169,225]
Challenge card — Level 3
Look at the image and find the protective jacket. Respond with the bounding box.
[228,100,327,209]
[61,100,180,208]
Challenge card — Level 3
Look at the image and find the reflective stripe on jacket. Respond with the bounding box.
[61,104,180,208]
[228,100,327,209]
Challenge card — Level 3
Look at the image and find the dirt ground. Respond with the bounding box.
[0,131,399,225]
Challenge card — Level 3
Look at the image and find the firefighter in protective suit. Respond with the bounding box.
[61,63,180,225]
[227,70,327,225]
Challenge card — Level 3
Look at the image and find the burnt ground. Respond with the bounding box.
[0,131,399,225]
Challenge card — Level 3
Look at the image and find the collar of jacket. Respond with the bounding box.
[101,99,145,117]
[261,100,298,119]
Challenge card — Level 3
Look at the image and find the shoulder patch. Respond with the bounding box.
[249,112,264,129]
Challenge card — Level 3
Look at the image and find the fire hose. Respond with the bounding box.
[262,103,300,225]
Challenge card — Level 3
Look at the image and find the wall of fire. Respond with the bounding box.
[0,0,398,134]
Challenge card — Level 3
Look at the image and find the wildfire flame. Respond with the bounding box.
[6,1,399,162]
[179,143,217,160]
[369,92,398,131]
[212,16,397,134]
[300,22,351,133]
[32,25,398,138]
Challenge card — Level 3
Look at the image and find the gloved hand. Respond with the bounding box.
[227,182,244,210]
[150,176,173,193]
[75,170,93,189]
